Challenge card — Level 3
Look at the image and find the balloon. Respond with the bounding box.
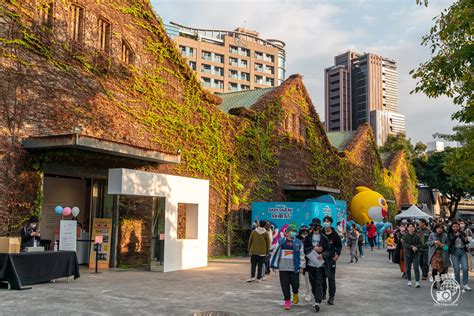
[62,207,72,216]
[71,207,80,217]
[55,206,63,215]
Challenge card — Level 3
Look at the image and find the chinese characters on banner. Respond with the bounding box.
[89,218,112,270]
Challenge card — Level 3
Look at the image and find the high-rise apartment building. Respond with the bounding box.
[324,50,405,145]
[165,22,286,93]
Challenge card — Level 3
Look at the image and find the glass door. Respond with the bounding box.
[151,197,166,271]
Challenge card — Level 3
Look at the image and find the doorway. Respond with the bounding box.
[151,197,166,271]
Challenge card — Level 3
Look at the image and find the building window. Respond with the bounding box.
[239,59,248,69]
[229,69,238,79]
[240,47,250,57]
[201,64,211,74]
[254,51,263,60]
[68,4,85,43]
[214,79,224,89]
[241,84,250,90]
[39,2,54,28]
[254,63,263,72]
[214,53,224,63]
[121,39,135,64]
[229,57,238,66]
[240,72,250,81]
[265,53,275,63]
[214,66,224,76]
[201,77,211,87]
[188,61,196,70]
[255,75,263,84]
[97,17,111,53]
[229,45,238,54]
[228,82,238,92]
[177,203,198,240]
[201,51,212,61]
[266,78,274,86]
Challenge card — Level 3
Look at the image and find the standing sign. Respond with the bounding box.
[59,220,77,252]
[89,218,112,270]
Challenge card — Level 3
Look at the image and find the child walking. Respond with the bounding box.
[386,233,395,262]
[270,225,306,310]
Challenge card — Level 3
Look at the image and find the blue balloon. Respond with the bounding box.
[54,205,63,215]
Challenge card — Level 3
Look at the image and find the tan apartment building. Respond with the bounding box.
[165,22,286,93]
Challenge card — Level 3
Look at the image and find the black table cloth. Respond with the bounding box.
[0,251,80,290]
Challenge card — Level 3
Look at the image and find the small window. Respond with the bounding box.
[97,17,111,53]
[293,114,299,137]
[68,4,85,43]
[39,2,54,28]
[121,39,135,64]
[177,203,198,239]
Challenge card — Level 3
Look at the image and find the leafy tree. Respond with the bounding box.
[419,148,474,219]
[380,133,426,161]
[410,0,473,123]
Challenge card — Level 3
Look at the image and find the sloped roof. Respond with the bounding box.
[217,87,275,113]
[326,131,356,151]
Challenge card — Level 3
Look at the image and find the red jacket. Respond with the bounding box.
[367,224,377,238]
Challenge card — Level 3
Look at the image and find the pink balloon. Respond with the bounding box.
[63,207,72,216]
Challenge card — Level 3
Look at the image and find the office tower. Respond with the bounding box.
[165,22,286,93]
[325,50,405,145]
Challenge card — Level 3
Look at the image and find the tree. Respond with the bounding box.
[419,148,473,219]
[380,133,426,161]
[410,0,473,124]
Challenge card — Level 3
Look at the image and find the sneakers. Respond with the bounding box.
[292,293,299,305]
[327,297,334,305]
[304,294,312,302]
[246,277,256,283]
[415,281,420,288]
[262,276,267,281]
[407,281,412,287]
[283,300,291,310]
[256,279,261,283]
[314,303,320,312]
[464,284,472,291]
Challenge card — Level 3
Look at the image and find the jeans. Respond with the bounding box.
[307,265,325,303]
[368,237,375,249]
[419,250,429,278]
[388,249,394,260]
[405,252,420,282]
[279,271,300,301]
[250,255,265,279]
[350,243,358,261]
[451,248,469,286]
[322,266,336,299]
[358,243,364,257]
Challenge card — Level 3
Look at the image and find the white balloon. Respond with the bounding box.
[71,206,80,217]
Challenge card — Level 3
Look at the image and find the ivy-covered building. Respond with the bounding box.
[0,0,416,267]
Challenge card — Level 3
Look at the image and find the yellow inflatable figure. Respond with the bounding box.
[350,186,388,225]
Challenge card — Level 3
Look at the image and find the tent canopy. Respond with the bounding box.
[395,204,433,220]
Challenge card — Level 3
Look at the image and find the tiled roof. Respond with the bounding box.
[217,87,275,113]
[326,131,356,151]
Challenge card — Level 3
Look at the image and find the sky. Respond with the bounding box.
[150,0,459,144]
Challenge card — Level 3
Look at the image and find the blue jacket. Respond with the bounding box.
[270,237,305,273]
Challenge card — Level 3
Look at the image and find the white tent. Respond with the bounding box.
[395,204,433,220]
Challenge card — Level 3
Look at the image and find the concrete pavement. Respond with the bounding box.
[1,248,473,315]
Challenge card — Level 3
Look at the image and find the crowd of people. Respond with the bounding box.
[247,216,473,311]
[391,218,472,290]
[247,216,342,312]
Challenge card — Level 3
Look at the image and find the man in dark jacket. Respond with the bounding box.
[416,219,431,280]
[20,215,41,251]
[321,216,342,305]
[402,223,421,287]
[304,218,329,312]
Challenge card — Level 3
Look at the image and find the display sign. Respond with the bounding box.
[89,218,112,270]
[59,220,77,252]
[95,235,103,244]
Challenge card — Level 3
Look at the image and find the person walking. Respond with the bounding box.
[448,221,471,291]
[402,223,421,288]
[416,219,431,280]
[386,232,396,262]
[337,221,345,246]
[247,220,270,283]
[303,219,329,312]
[357,227,364,258]
[297,225,312,302]
[270,225,306,310]
[263,221,273,278]
[459,219,473,272]
[394,223,407,278]
[366,221,377,251]
[427,223,450,289]
[347,224,359,263]
[321,216,342,306]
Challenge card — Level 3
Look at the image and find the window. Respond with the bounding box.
[201,51,212,60]
[239,59,248,69]
[228,82,238,92]
[188,61,196,70]
[254,63,263,72]
[229,57,238,66]
[39,2,54,28]
[68,4,85,43]
[254,51,263,60]
[177,203,198,239]
[229,69,238,79]
[201,77,211,87]
[201,64,212,74]
[214,66,224,76]
[214,53,224,63]
[241,84,250,90]
[121,39,135,64]
[265,53,275,63]
[265,65,274,75]
[255,75,263,84]
[240,48,250,57]
[229,45,238,54]
[240,72,250,81]
[214,79,224,89]
[179,46,194,57]
[97,18,111,53]
[266,78,274,86]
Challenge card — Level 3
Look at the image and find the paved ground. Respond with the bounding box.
[1,248,473,315]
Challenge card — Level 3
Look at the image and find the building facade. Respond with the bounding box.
[324,51,405,145]
[165,22,286,93]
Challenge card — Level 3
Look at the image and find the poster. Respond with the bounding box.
[59,220,77,251]
[89,218,112,270]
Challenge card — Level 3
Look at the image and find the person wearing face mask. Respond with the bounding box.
[416,219,432,280]
[459,220,473,272]
[297,225,312,302]
[20,215,41,251]
[303,218,329,312]
[394,223,407,278]
[448,221,471,291]
[402,223,421,287]
[270,225,306,310]
[321,216,342,306]
[427,223,450,289]
[347,224,359,264]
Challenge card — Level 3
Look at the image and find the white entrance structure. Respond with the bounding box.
[108,168,209,272]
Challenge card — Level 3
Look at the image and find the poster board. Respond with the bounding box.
[89,218,112,270]
[59,220,77,252]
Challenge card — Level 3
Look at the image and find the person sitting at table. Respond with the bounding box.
[20,215,41,251]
